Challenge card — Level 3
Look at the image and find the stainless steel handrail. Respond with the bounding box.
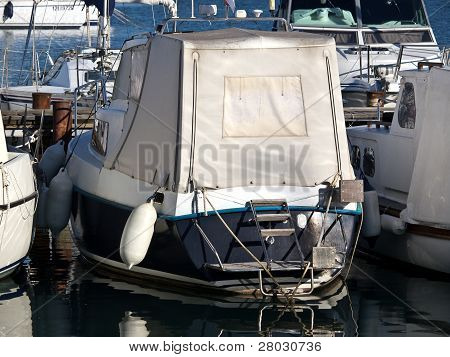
[158,16,290,34]
[73,78,106,129]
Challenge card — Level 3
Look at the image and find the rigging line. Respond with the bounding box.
[187,54,198,191]
[203,194,289,298]
[35,0,50,45]
[428,0,450,19]
[151,2,156,30]
[326,56,343,178]
[18,2,37,84]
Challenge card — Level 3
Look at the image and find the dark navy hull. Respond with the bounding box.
[70,188,362,294]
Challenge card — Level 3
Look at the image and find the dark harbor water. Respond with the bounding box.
[1,229,449,337]
[1,0,450,338]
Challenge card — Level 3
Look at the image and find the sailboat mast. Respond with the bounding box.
[100,0,110,50]
[86,8,92,47]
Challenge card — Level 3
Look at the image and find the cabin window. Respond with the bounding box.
[289,0,357,28]
[398,82,416,129]
[86,70,117,82]
[360,0,428,28]
[298,29,358,45]
[363,147,375,177]
[363,30,433,44]
[91,119,109,156]
[223,76,307,138]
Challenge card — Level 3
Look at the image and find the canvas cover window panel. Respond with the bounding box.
[223,76,307,138]
[398,82,416,129]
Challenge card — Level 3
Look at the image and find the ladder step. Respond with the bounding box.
[260,228,295,237]
[205,261,306,272]
[251,199,287,206]
[256,213,291,222]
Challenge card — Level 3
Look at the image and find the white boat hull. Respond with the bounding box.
[359,227,450,274]
[0,152,37,279]
[0,1,98,29]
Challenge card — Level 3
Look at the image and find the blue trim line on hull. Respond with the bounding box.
[73,186,362,221]
[162,205,362,221]
[0,257,25,274]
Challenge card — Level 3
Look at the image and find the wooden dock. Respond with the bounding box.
[2,107,95,131]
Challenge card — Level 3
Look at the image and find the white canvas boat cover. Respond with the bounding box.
[112,39,149,101]
[406,67,450,227]
[105,29,353,192]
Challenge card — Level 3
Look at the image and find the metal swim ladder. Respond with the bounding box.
[204,199,308,274]
[249,199,305,270]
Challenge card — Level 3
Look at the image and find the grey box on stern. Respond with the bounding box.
[312,247,337,269]
[339,180,364,203]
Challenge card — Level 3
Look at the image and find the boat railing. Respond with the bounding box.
[73,78,107,130]
[0,47,55,87]
[392,44,445,82]
[157,16,290,34]
[347,44,444,84]
[443,47,450,67]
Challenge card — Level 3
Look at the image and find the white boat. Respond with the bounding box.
[0,0,121,126]
[278,0,442,107]
[347,64,450,274]
[0,109,37,279]
[0,47,121,111]
[61,14,363,297]
[0,0,98,29]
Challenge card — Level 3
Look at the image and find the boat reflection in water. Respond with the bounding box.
[2,230,449,336]
[21,230,357,337]
[84,275,357,337]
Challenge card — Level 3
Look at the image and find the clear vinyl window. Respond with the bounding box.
[91,119,109,156]
[223,76,307,138]
[398,82,416,129]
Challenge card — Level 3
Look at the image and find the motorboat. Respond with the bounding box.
[347,64,450,273]
[0,0,98,29]
[0,109,37,279]
[278,0,442,107]
[62,13,363,297]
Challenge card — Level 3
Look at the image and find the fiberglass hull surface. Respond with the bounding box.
[69,189,362,294]
[358,215,450,274]
[0,153,36,280]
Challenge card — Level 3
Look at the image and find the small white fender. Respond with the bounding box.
[46,168,73,237]
[381,214,406,236]
[119,312,150,337]
[39,141,66,184]
[361,190,381,238]
[120,201,157,269]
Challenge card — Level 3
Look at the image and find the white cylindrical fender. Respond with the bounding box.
[39,141,65,184]
[36,185,49,228]
[361,190,381,237]
[381,214,406,236]
[46,168,73,237]
[120,201,157,269]
[119,312,150,337]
